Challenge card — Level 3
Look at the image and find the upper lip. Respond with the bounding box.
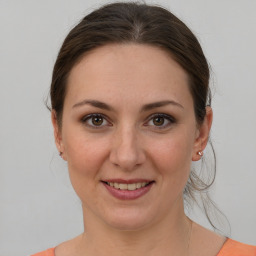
[102,179,154,184]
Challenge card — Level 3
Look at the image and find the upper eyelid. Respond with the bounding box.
[146,113,175,122]
[82,113,108,120]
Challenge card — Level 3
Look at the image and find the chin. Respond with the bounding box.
[102,208,156,231]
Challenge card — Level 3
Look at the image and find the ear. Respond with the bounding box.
[192,106,213,161]
[51,110,66,160]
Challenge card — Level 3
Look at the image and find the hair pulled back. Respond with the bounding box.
[50,2,226,232]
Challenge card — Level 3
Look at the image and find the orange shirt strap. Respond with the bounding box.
[31,248,55,256]
[217,239,256,256]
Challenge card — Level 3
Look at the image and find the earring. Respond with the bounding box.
[197,151,203,156]
[59,151,63,157]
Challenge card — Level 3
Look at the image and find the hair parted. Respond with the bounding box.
[49,1,228,233]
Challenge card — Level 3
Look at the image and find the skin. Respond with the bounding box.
[52,44,225,256]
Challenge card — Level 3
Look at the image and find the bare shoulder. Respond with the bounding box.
[54,234,83,256]
[190,222,227,256]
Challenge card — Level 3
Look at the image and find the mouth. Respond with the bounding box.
[102,181,154,191]
[101,179,155,200]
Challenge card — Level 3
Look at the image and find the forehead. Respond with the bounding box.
[65,43,193,109]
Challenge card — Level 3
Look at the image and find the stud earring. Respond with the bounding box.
[59,151,63,157]
[197,151,203,156]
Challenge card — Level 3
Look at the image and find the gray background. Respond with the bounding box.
[0,0,255,255]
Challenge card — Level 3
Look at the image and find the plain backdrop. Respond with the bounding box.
[0,0,255,255]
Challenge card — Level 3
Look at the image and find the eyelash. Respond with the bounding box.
[144,113,176,129]
[81,113,176,129]
[81,113,111,129]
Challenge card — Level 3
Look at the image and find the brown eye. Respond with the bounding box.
[145,113,175,129]
[153,116,165,126]
[82,114,110,129]
[92,116,103,126]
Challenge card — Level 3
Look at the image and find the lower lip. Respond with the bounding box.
[102,182,154,200]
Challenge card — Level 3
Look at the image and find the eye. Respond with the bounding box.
[145,114,175,129]
[81,114,111,128]
[152,116,165,126]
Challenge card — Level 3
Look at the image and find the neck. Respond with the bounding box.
[78,200,192,256]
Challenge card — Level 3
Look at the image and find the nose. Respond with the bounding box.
[109,126,146,171]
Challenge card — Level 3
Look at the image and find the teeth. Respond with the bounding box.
[136,183,142,189]
[119,184,128,190]
[127,183,136,190]
[107,182,150,190]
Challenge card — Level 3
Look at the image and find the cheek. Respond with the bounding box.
[64,131,110,185]
[148,131,194,184]
[65,137,110,205]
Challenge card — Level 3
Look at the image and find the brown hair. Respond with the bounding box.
[50,2,227,232]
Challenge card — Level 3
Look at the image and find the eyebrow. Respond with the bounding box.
[72,99,184,111]
[73,99,114,111]
[141,100,184,111]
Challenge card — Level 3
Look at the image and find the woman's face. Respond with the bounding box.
[53,44,211,230]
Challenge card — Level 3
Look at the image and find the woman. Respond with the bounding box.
[32,2,256,256]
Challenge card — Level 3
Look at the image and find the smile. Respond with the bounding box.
[105,181,151,191]
[102,180,155,200]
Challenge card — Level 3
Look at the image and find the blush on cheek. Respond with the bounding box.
[66,136,108,181]
[152,137,192,181]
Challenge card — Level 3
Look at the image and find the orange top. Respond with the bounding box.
[217,239,256,256]
[31,248,55,256]
[31,239,256,256]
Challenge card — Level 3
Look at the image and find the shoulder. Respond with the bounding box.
[190,222,255,256]
[217,239,256,256]
[30,234,82,256]
[54,234,83,256]
[31,248,55,256]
